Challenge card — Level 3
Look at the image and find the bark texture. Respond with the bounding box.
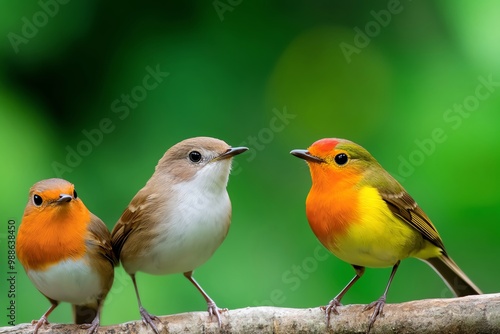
[1,294,499,334]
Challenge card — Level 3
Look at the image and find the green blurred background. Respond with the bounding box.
[1,0,499,328]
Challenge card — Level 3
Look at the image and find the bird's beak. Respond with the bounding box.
[214,147,248,161]
[57,194,72,203]
[290,149,324,163]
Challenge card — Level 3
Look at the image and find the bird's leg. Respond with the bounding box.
[131,274,160,334]
[323,265,365,325]
[364,261,400,333]
[184,271,227,326]
[32,301,58,334]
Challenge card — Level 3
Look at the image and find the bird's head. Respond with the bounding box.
[291,138,379,188]
[22,178,88,225]
[155,137,248,192]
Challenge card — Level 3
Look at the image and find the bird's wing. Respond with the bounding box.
[86,213,118,267]
[381,190,446,252]
[110,187,159,261]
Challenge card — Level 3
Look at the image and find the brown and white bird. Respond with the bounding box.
[16,178,116,334]
[111,137,247,333]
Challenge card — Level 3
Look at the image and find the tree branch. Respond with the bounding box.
[2,294,499,334]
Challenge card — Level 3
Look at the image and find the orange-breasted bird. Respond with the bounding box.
[111,137,247,333]
[16,178,116,334]
[291,138,481,333]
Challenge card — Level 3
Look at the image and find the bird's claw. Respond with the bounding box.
[79,316,100,334]
[139,306,161,334]
[363,295,386,333]
[207,301,227,327]
[322,298,342,325]
[32,315,49,333]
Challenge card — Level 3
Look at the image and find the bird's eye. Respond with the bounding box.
[73,190,78,199]
[189,151,202,163]
[33,194,43,206]
[334,153,349,166]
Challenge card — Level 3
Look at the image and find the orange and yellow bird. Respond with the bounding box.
[291,138,481,332]
[16,178,116,334]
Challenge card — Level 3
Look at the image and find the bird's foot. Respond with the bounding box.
[363,295,386,333]
[321,298,342,326]
[139,306,161,334]
[31,315,49,334]
[207,300,228,327]
[79,315,100,334]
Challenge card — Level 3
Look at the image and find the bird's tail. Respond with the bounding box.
[424,255,482,296]
[73,304,98,324]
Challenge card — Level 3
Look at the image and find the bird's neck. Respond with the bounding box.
[17,204,90,271]
[191,164,230,195]
[306,167,363,250]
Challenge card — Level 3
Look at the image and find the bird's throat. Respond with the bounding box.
[17,204,90,271]
[305,171,362,251]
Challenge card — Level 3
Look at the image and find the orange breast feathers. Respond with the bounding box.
[305,162,362,251]
[17,200,91,271]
